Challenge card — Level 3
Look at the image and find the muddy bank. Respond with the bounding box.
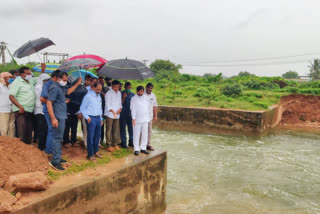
[279,94,320,132]
[0,136,49,187]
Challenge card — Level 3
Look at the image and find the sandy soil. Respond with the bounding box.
[279,94,320,131]
[0,136,48,187]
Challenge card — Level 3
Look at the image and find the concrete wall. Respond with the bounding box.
[13,151,167,214]
[155,105,282,136]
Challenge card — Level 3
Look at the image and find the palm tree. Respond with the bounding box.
[308,59,320,80]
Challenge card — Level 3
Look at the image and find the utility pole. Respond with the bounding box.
[142,59,148,65]
[0,42,7,65]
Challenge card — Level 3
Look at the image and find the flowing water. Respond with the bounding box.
[152,129,320,214]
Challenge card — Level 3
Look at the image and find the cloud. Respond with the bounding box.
[0,0,89,18]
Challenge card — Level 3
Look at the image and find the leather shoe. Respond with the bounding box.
[147,146,155,151]
[134,151,139,156]
[141,150,149,154]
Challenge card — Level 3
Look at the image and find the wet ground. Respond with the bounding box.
[152,129,320,214]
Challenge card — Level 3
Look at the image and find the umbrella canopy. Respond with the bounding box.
[32,63,60,73]
[69,54,107,67]
[97,58,155,80]
[58,57,104,72]
[67,76,88,105]
[71,69,98,79]
[13,38,55,58]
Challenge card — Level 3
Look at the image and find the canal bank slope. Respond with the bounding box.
[7,150,167,214]
[155,94,320,136]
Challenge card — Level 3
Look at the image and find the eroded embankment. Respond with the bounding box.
[279,94,320,131]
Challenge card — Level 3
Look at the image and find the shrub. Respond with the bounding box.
[221,84,242,96]
[243,92,263,98]
[286,87,300,94]
[173,90,183,95]
[300,88,320,95]
[299,81,320,89]
[186,86,196,90]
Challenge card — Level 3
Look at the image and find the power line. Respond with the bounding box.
[184,59,310,67]
[183,53,320,64]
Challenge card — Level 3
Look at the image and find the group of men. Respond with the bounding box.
[0,66,158,171]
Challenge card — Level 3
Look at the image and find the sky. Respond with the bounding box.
[1,0,320,77]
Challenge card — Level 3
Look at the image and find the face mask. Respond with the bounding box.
[25,75,32,81]
[125,89,131,93]
[59,80,67,87]
[8,78,14,84]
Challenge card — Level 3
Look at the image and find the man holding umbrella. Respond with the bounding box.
[41,71,82,154]
[47,72,82,170]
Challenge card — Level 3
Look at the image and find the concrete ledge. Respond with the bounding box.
[12,151,167,214]
[155,105,282,136]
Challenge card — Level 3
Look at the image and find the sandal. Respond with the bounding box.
[114,146,121,151]
[107,147,114,152]
[95,153,103,158]
[73,142,81,147]
[64,143,72,148]
[87,157,96,161]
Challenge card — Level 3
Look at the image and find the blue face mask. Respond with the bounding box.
[8,78,15,84]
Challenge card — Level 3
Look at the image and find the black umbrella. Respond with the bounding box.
[13,37,55,59]
[97,58,155,80]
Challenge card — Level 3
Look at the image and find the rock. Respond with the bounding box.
[15,192,22,200]
[0,188,17,213]
[4,171,49,193]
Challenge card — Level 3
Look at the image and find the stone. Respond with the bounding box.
[4,171,49,193]
[0,188,17,213]
[15,192,22,200]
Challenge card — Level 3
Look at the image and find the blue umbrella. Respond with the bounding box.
[33,63,60,73]
[71,70,98,80]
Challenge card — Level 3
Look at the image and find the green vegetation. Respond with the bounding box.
[282,71,299,79]
[48,148,131,180]
[2,58,320,111]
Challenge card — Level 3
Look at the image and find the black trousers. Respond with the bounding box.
[63,115,78,144]
[34,114,48,151]
[15,111,33,144]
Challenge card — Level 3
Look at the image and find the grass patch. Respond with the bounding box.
[112,148,131,159]
[48,148,130,181]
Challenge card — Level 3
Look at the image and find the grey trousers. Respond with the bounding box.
[147,121,152,146]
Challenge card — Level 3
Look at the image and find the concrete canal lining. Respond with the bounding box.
[12,151,167,214]
[155,105,282,136]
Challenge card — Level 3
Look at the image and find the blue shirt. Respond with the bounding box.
[80,90,103,120]
[120,91,135,117]
[48,82,67,120]
[41,79,53,113]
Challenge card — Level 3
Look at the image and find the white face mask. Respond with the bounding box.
[25,75,32,81]
[59,80,67,87]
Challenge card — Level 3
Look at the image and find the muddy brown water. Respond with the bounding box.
[152,129,320,214]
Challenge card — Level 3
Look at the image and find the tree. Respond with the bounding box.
[282,71,299,79]
[308,59,320,80]
[150,59,182,73]
[238,71,254,77]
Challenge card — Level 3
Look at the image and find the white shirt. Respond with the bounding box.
[0,84,12,113]
[34,84,44,115]
[130,95,150,123]
[104,89,122,119]
[144,92,157,120]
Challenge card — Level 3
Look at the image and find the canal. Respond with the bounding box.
[152,129,320,214]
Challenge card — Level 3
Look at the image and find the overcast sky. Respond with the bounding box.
[1,0,320,76]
